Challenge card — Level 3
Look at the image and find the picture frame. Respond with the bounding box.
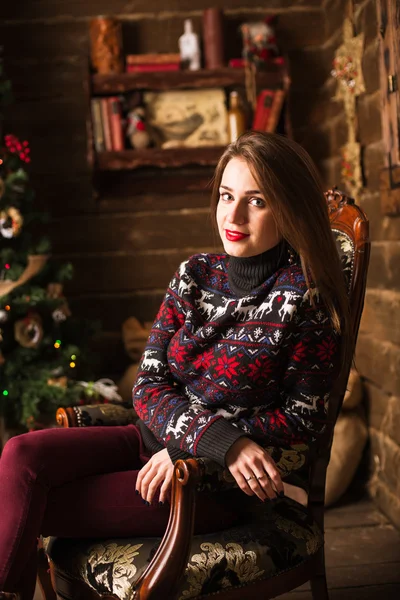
[144,88,228,148]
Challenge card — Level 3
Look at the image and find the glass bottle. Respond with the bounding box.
[227,91,246,142]
[179,19,201,71]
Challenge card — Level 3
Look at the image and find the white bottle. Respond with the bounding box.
[179,19,201,71]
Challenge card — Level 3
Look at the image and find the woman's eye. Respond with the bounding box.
[250,197,265,207]
[220,193,232,202]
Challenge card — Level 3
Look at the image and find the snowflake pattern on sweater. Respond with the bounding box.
[133,254,340,466]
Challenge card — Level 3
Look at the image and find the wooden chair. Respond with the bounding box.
[38,188,370,600]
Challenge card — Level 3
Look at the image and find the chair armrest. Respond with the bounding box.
[56,403,137,428]
[133,457,204,600]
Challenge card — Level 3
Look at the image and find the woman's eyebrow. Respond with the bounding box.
[220,184,262,194]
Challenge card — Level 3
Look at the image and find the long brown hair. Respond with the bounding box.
[210,131,352,365]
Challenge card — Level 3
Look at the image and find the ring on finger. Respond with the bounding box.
[245,475,255,481]
[256,473,268,480]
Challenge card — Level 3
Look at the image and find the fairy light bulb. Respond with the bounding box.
[54,339,62,349]
[71,354,76,360]
[70,361,76,369]
[2,390,8,396]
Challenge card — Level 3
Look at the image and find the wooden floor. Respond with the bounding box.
[34,492,400,600]
[281,492,400,600]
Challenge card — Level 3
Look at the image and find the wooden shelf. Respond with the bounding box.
[92,66,284,95]
[96,146,226,170]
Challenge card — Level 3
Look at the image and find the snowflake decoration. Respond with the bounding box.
[273,330,282,342]
[254,327,263,339]
[52,308,67,323]
[205,326,214,336]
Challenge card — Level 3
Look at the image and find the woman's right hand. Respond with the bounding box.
[225,437,284,502]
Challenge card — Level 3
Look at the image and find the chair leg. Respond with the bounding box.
[310,547,329,600]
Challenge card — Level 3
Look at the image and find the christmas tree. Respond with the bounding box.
[0,56,98,432]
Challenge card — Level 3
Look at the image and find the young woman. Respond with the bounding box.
[0,132,350,600]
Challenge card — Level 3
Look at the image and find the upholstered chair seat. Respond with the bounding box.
[43,495,322,600]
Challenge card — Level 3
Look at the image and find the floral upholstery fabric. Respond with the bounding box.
[43,497,322,600]
[72,403,136,427]
[332,229,355,294]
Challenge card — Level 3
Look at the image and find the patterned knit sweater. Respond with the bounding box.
[133,252,340,472]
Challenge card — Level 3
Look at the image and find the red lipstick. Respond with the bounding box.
[225,229,250,242]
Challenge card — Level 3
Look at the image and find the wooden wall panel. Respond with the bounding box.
[57,249,213,294]
[0,1,322,22]
[51,210,214,254]
[69,291,165,330]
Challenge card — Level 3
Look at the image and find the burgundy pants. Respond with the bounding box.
[0,425,242,599]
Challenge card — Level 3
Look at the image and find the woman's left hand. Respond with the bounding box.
[136,448,174,505]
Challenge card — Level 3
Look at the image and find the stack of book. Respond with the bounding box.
[125,53,181,73]
[252,88,286,133]
[91,96,124,152]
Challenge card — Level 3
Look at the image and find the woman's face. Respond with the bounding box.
[216,157,282,258]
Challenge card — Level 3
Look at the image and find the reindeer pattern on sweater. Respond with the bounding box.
[133,254,340,465]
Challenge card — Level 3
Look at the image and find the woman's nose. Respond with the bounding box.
[227,201,247,225]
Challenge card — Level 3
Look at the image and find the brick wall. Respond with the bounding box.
[307,0,400,528]
[0,0,325,374]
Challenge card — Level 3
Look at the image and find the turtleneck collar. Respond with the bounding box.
[228,239,289,297]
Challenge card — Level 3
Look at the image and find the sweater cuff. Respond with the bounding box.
[167,443,193,464]
[137,419,164,455]
[196,418,247,467]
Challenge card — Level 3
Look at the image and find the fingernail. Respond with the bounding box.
[142,499,147,505]
[146,501,151,507]
[135,490,140,496]
[159,501,164,506]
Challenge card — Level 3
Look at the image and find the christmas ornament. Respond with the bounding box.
[331,18,365,198]
[14,313,44,348]
[47,282,64,298]
[77,378,123,403]
[0,254,49,298]
[0,206,23,238]
[47,375,68,388]
[52,308,68,323]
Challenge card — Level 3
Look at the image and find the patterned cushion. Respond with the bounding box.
[332,229,355,294]
[43,497,322,600]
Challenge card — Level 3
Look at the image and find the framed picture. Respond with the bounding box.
[144,88,228,148]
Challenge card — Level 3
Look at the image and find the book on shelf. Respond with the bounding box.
[265,89,286,133]
[252,89,276,131]
[126,53,181,65]
[126,63,180,73]
[90,98,105,152]
[91,96,125,153]
[108,96,124,151]
[100,98,113,151]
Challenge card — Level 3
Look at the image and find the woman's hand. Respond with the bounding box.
[225,437,284,502]
[136,448,174,505]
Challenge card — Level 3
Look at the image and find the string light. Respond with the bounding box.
[54,339,62,349]
[5,264,10,270]
[71,354,76,360]
[2,390,8,396]
[5,305,10,311]
[70,361,76,369]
